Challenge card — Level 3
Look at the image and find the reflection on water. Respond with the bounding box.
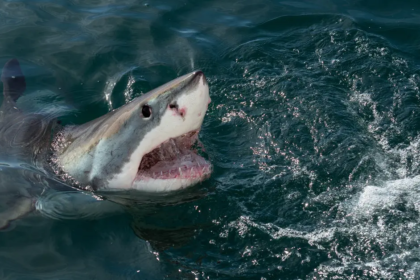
[109,188,209,250]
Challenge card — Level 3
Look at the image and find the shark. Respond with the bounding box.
[0,58,212,229]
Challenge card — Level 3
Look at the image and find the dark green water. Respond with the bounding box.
[1,0,420,279]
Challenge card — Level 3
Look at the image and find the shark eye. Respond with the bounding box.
[141,105,152,118]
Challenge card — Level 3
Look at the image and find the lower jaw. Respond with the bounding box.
[131,175,210,192]
[133,162,212,192]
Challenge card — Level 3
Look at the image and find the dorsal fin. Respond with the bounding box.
[0,59,26,114]
[2,58,26,102]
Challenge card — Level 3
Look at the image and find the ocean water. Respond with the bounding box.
[1,0,420,279]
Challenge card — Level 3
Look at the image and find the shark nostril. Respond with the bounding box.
[169,103,178,110]
[141,104,152,118]
[169,102,186,118]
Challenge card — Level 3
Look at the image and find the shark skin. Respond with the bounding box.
[0,59,212,229]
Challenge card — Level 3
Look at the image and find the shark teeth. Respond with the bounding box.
[138,158,211,180]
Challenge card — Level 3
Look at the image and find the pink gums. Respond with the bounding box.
[136,131,212,181]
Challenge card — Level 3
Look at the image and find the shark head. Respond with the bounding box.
[55,71,211,192]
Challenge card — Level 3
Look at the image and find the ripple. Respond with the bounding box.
[36,190,123,220]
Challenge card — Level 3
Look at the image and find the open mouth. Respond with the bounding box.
[136,131,212,182]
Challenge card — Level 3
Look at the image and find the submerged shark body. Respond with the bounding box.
[0,59,211,228]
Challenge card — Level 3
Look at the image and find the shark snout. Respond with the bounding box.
[168,71,210,130]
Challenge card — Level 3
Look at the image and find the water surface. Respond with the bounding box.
[1,0,420,279]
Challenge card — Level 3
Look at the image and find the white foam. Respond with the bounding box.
[349,176,420,217]
[225,216,336,247]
